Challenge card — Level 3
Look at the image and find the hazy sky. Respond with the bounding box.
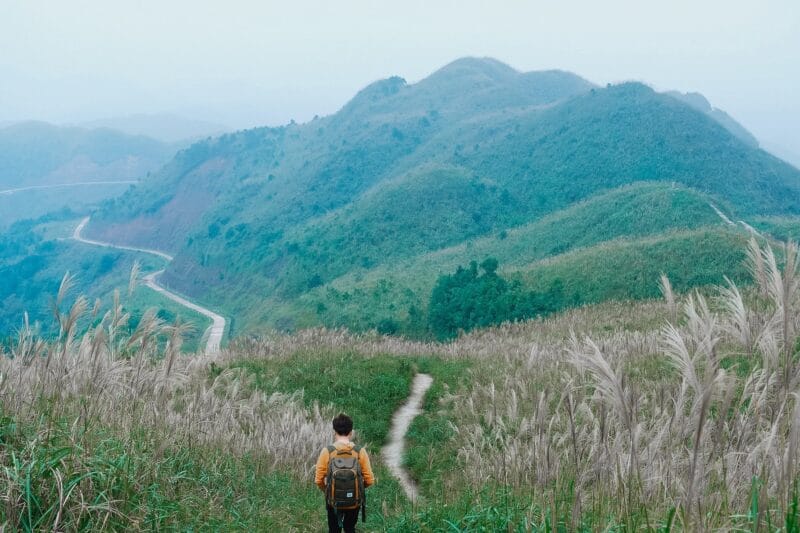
[1,0,798,156]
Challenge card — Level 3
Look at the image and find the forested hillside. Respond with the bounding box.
[83,57,800,337]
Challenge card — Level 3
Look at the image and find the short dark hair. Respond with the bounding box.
[332,413,353,436]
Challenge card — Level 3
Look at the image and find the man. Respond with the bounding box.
[315,413,376,533]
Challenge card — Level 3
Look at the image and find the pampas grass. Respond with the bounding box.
[442,240,800,529]
[3,240,800,529]
[0,271,331,530]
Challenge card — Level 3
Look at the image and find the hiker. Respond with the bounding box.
[315,413,375,533]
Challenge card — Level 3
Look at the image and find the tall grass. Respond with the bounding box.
[0,276,330,530]
[442,238,800,530]
[3,240,800,530]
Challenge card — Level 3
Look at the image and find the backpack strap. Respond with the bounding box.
[324,445,336,507]
[352,444,366,522]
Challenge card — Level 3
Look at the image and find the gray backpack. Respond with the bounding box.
[325,445,366,521]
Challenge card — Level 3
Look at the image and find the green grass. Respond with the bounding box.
[0,413,579,531]
[223,350,471,530]
[273,224,750,337]
[0,412,329,530]
[751,216,800,242]
[4,323,799,530]
[229,351,469,447]
[230,352,416,445]
[517,226,751,307]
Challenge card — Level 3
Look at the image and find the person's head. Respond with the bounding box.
[332,413,353,438]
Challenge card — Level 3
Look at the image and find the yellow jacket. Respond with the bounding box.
[315,441,375,490]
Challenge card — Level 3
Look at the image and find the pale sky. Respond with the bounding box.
[1,0,798,158]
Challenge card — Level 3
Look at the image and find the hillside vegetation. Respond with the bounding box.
[2,239,800,530]
[83,57,800,338]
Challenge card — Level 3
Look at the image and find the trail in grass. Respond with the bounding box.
[72,216,226,354]
[709,202,763,238]
[709,203,735,226]
[383,373,433,502]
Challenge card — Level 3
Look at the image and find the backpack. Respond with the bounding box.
[325,444,366,521]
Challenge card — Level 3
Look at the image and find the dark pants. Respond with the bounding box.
[326,505,358,533]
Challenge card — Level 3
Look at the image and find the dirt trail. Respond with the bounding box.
[382,373,434,502]
[709,202,763,237]
[709,203,735,226]
[72,217,225,354]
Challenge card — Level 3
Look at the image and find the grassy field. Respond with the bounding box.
[2,238,800,530]
[275,223,749,337]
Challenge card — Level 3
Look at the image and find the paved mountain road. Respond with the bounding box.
[0,181,137,196]
[73,217,225,354]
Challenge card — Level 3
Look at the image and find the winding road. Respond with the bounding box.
[383,373,434,502]
[0,181,137,196]
[72,217,225,354]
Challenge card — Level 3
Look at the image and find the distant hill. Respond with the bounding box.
[80,113,228,143]
[665,90,759,148]
[85,57,800,337]
[0,121,175,189]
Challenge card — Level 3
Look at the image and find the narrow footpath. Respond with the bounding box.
[382,373,434,502]
[709,202,763,237]
[72,217,226,354]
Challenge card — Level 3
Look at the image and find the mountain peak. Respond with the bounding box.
[428,57,519,83]
[340,76,408,114]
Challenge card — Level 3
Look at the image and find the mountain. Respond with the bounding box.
[79,113,228,143]
[665,90,759,148]
[0,121,175,189]
[85,57,800,336]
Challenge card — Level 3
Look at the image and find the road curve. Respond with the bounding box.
[382,373,434,502]
[73,217,225,354]
[0,181,137,196]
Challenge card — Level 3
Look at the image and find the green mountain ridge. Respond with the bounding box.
[81,57,800,337]
[274,183,739,332]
